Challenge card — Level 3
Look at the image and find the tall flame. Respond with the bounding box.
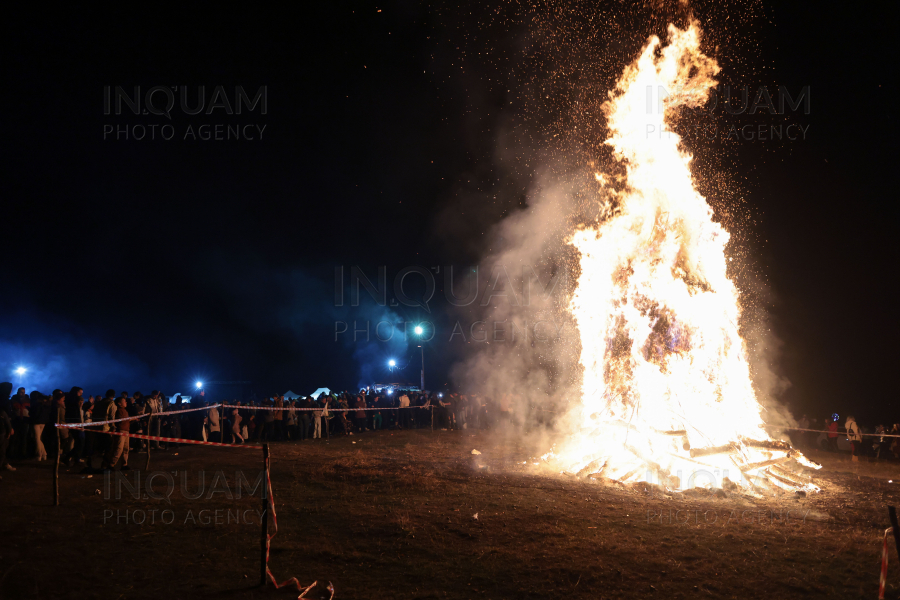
[556,23,818,493]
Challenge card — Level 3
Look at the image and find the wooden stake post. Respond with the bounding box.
[260,443,270,587]
[889,506,900,560]
[53,424,60,506]
[145,414,152,470]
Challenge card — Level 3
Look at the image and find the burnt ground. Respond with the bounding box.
[1,429,899,599]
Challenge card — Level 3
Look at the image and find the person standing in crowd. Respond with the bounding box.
[81,394,96,462]
[260,398,275,441]
[354,394,367,433]
[431,394,443,429]
[102,395,130,471]
[370,394,382,431]
[52,390,71,461]
[845,415,862,461]
[10,387,31,458]
[273,395,285,441]
[0,382,14,476]
[124,392,145,450]
[325,395,335,439]
[144,391,162,448]
[241,404,251,440]
[297,397,311,441]
[331,395,348,436]
[312,396,323,439]
[285,398,297,440]
[61,387,85,464]
[457,394,468,431]
[208,401,222,443]
[398,391,410,429]
[91,389,116,460]
[159,395,173,444]
[874,424,887,459]
[418,393,430,428]
[434,394,447,430]
[230,408,244,443]
[171,394,184,444]
[82,394,96,421]
[827,417,839,452]
[31,392,51,461]
[191,389,207,440]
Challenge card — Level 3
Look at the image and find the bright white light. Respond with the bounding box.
[388,360,396,367]
[387,389,393,395]
[414,325,423,335]
[15,367,26,375]
[195,381,203,389]
[438,393,443,398]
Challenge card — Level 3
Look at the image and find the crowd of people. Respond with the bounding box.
[792,413,900,461]
[6,379,889,479]
[0,381,552,477]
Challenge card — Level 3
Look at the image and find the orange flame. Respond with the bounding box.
[552,24,818,493]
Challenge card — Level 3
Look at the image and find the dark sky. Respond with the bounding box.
[3,2,896,423]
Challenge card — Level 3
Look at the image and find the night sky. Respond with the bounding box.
[3,2,895,424]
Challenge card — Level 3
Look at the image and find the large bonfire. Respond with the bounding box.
[550,23,819,494]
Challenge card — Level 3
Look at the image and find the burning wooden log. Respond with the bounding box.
[689,443,739,458]
[615,465,644,483]
[739,454,793,472]
[792,454,821,470]
[739,437,792,453]
[769,465,815,489]
[666,452,721,469]
[624,444,671,480]
[765,468,806,489]
[650,428,687,437]
[576,458,608,479]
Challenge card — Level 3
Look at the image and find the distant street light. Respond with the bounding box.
[414,323,426,390]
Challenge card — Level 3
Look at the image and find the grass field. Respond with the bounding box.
[2,429,899,599]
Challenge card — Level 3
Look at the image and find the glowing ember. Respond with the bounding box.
[553,23,819,494]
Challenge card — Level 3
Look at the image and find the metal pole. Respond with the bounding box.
[260,443,270,587]
[420,345,425,391]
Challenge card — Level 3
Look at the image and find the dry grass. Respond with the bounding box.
[1,430,898,599]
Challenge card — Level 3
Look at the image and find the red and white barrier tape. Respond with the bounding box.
[81,428,331,594]
[59,404,221,428]
[99,429,259,448]
[781,427,900,440]
[263,449,334,598]
[223,403,430,412]
[881,527,892,599]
